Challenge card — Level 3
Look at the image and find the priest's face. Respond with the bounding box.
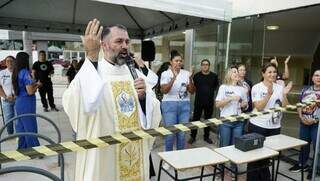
[102,27,130,65]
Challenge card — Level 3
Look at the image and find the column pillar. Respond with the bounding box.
[22,31,33,68]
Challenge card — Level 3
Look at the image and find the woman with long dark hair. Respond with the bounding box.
[160,50,195,155]
[12,52,41,149]
[155,62,170,101]
[247,63,292,181]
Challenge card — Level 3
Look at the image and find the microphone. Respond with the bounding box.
[125,53,138,80]
[126,53,146,102]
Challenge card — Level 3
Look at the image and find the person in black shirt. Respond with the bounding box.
[32,50,59,112]
[188,59,219,144]
[66,59,78,84]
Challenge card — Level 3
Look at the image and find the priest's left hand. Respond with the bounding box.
[134,78,146,98]
[133,54,145,68]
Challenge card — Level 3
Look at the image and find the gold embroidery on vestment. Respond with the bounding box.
[111,81,144,181]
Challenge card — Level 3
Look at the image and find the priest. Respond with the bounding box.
[63,19,161,181]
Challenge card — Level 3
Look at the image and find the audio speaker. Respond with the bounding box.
[141,40,155,61]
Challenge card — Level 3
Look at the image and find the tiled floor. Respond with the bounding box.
[0,75,318,181]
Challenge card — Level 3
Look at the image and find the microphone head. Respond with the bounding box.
[125,52,135,64]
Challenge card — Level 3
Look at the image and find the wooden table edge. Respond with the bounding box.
[213,150,279,165]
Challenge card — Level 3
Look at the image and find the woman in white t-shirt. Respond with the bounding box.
[247,63,292,181]
[160,50,195,152]
[215,65,248,148]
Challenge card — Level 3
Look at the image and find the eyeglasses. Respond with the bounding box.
[201,63,209,66]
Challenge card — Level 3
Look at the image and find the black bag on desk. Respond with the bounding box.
[234,133,265,152]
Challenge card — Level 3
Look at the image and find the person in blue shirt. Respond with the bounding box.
[12,52,41,149]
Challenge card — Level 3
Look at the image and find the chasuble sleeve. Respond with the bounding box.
[62,59,102,132]
[62,77,82,132]
[136,70,161,130]
[77,59,104,113]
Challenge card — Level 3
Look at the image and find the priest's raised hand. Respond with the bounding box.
[81,19,103,62]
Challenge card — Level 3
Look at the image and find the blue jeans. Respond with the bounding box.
[161,101,190,151]
[219,121,244,171]
[299,123,320,167]
[1,99,15,135]
[219,121,244,147]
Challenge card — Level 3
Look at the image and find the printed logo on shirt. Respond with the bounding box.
[271,99,282,124]
[1,75,10,84]
[178,83,188,99]
[40,64,48,71]
[1,75,10,78]
[225,91,234,96]
[301,88,320,120]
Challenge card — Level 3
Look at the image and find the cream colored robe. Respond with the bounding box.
[63,59,161,181]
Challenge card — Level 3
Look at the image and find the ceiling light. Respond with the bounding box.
[266,25,279,30]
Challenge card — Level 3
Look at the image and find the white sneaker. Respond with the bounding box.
[162,162,171,170]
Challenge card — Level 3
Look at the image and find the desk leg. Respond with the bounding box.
[301,146,304,181]
[200,166,204,181]
[221,165,225,181]
[275,153,281,181]
[174,169,178,181]
[235,165,238,181]
[157,160,163,181]
[213,166,217,181]
[272,158,275,181]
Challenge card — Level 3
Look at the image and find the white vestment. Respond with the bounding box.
[62,59,161,181]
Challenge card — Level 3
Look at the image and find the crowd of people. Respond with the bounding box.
[0,51,60,149]
[156,51,319,180]
[0,19,318,180]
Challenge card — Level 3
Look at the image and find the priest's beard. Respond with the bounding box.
[109,49,128,66]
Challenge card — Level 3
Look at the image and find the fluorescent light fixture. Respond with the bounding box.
[182,31,186,34]
[266,25,279,30]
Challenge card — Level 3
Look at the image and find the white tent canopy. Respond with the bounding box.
[0,0,232,39]
[48,45,63,52]
[232,0,320,18]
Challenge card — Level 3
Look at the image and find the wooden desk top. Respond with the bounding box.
[158,147,229,170]
[214,145,279,164]
[264,134,308,151]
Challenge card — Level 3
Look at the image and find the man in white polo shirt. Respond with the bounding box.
[0,56,15,135]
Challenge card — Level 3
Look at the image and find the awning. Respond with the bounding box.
[0,0,232,39]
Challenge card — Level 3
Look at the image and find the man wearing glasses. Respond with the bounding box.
[189,59,219,144]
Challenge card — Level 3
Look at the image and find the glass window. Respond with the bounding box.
[229,17,265,84]
[192,21,229,116]
[79,52,85,59]
[71,52,78,59]
[0,40,23,50]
